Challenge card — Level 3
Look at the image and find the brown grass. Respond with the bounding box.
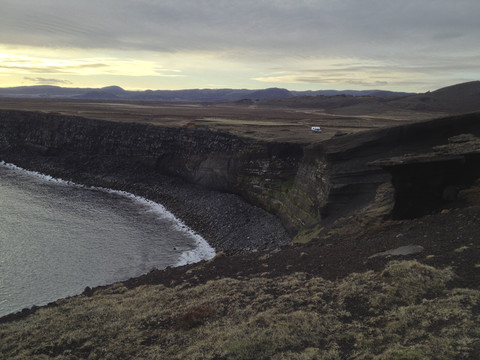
[0,98,431,143]
[1,260,479,359]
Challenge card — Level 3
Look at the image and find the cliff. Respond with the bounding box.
[373,133,480,219]
[1,110,480,249]
[0,110,295,251]
[0,109,373,244]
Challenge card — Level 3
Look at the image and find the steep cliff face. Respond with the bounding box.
[0,110,310,238]
[2,109,479,246]
[374,134,480,219]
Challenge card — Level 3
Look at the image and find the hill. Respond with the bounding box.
[0,85,412,102]
[256,81,480,119]
[387,80,480,113]
[0,82,477,113]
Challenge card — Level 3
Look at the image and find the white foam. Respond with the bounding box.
[0,161,216,266]
[0,161,74,186]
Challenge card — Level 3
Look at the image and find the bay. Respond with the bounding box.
[0,162,215,317]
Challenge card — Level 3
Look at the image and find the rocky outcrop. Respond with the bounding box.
[373,133,480,219]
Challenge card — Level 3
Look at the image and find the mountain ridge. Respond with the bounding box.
[255,81,480,116]
[0,84,415,102]
[0,81,478,115]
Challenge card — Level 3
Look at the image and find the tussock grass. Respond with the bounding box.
[1,261,479,359]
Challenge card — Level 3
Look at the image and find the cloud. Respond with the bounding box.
[0,50,183,78]
[0,1,479,91]
[251,59,455,89]
[0,54,108,74]
[24,77,72,85]
[1,0,479,57]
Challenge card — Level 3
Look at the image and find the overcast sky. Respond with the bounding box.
[0,0,479,92]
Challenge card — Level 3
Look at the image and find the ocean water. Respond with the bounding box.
[0,162,215,317]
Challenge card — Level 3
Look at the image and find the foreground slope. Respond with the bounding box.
[1,203,480,359]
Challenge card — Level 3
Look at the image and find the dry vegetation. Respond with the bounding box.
[1,260,479,359]
[0,98,433,143]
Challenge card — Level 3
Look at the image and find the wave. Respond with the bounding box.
[0,161,216,266]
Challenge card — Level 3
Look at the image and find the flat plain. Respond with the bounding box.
[0,97,444,143]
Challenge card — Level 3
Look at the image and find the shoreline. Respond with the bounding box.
[0,149,292,254]
[0,154,291,320]
[0,161,216,317]
[0,110,293,320]
[0,160,216,267]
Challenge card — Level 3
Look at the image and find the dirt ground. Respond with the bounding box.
[0,98,436,143]
[117,203,480,295]
[3,201,478,329]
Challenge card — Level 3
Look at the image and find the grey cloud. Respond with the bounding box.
[347,80,389,87]
[0,65,63,73]
[1,0,479,58]
[0,62,108,74]
[1,0,479,92]
[24,77,73,85]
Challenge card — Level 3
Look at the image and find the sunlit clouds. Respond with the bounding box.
[0,1,479,91]
[0,47,186,89]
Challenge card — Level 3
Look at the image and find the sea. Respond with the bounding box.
[0,161,215,317]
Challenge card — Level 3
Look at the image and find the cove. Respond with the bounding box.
[0,162,215,317]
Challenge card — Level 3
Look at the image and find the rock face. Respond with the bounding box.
[374,133,480,219]
[0,110,369,239]
[1,109,480,248]
[0,110,294,251]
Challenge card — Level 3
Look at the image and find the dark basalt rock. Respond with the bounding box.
[1,109,480,247]
[0,110,300,251]
[373,133,480,219]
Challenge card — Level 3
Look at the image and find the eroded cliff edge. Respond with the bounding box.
[0,110,300,252]
[1,109,480,250]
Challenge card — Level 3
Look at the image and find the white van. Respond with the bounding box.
[311,126,322,133]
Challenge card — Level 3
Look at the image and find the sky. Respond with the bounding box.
[0,0,479,92]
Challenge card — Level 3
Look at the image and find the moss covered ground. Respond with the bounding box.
[1,259,479,359]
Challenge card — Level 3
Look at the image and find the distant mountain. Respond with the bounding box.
[0,85,85,98]
[76,90,121,100]
[255,81,480,116]
[387,81,480,113]
[0,85,412,102]
[291,89,414,98]
[247,87,294,100]
[100,85,127,95]
[129,88,264,102]
[0,82,477,111]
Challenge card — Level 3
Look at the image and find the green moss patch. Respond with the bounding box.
[293,225,324,244]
